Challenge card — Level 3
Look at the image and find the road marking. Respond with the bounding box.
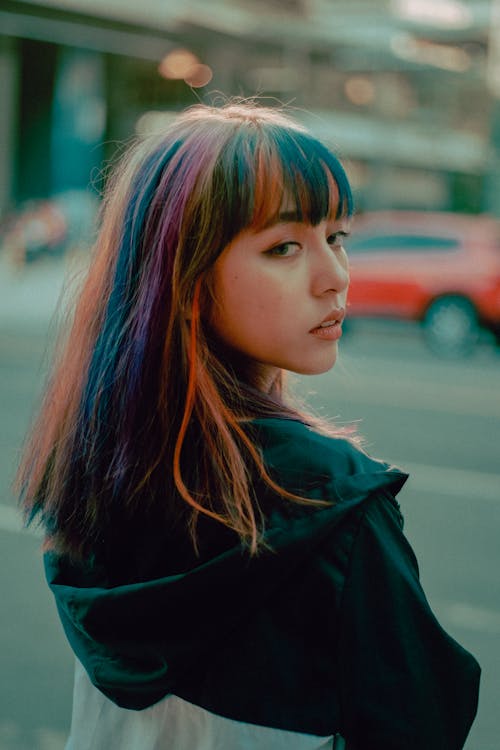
[398,461,500,502]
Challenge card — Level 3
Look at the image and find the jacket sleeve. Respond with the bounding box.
[337,492,480,750]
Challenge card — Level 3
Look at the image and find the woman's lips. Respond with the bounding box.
[309,307,345,340]
[309,320,343,341]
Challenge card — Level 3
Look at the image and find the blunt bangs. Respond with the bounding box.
[215,122,353,242]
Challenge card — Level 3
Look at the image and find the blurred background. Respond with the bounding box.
[0,1,499,748]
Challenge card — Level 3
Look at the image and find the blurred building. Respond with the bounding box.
[0,0,498,218]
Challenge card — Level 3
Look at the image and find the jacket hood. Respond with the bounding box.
[45,417,408,710]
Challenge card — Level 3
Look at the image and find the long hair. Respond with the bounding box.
[16,102,354,558]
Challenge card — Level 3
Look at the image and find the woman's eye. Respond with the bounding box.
[327,232,346,248]
[266,242,301,257]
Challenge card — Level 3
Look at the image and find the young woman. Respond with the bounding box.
[18,102,480,750]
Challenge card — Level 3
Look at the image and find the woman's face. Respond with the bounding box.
[209,208,350,389]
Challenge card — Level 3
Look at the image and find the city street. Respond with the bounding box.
[0,262,499,750]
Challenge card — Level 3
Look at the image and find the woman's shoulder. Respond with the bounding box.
[250,416,408,505]
[251,416,365,470]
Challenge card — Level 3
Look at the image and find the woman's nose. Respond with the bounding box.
[312,243,349,297]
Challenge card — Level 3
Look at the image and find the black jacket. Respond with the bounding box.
[45,417,480,749]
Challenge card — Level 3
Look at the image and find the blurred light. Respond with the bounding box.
[344,77,375,106]
[184,64,213,88]
[391,33,472,72]
[392,0,472,29]
[158,49,199,79]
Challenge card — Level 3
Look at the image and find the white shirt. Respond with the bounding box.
[66,660,343,750]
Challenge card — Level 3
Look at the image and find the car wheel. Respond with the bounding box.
[422,296,480,356]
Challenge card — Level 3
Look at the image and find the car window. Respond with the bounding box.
[348,234,460,253]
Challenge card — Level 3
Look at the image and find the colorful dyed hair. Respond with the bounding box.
[17,101,354,558]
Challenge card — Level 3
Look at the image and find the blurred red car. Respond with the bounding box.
[346,211,500,355]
